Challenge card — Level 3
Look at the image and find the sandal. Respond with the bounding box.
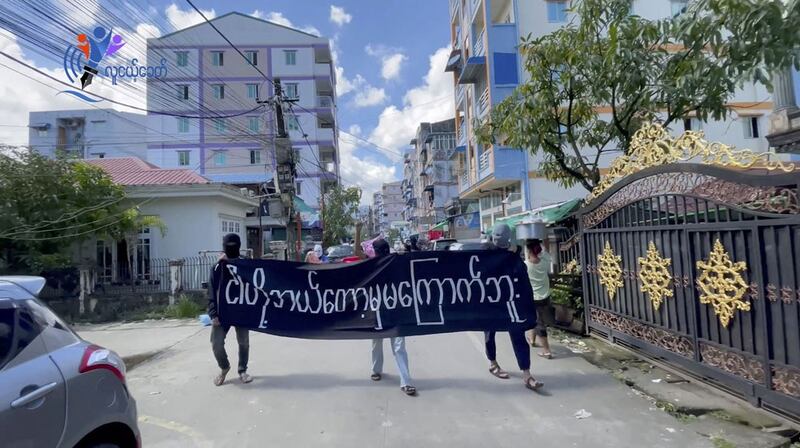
[489,364,510,379]
[524,376,544,391]
[240,372,253,384]
[371,373,382,381]
[401,386,417,396]
[538,352,553,359]
[213,368,230,386]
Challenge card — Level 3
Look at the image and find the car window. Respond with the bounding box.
[15,308,43,356]
[25,299,73,334]
[0,307,14,370]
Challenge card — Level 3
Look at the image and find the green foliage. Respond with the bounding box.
[478,0,800,191]
[0,149,126,272]
[386,228,400,243]
[165,296,205,319]
[321,185,361,247]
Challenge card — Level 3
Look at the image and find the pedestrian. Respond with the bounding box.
[305,244,323,264]
[525,239,555,359]
[484,223,543,391]
[368,237,417,396]
[208,233,253,386]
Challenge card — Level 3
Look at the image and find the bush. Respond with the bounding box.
[165,296,204,319]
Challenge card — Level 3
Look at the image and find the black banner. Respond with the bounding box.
[213,251,536,339]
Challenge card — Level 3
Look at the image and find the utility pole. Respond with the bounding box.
[259,78,298,261]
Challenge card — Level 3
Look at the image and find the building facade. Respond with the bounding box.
[447,0,778,231]
[145,12,339,210]
[401,119,458,235]
[376,181,405,235]
[28,109,147,160]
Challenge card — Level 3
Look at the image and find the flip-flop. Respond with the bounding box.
[371,373,382,381]
[524,377,544,391]
[538,352,553,359]
[401,386,417,396]
[213,368,230,386]
[489,365,510,379]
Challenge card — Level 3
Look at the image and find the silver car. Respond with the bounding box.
[0,276,140,448]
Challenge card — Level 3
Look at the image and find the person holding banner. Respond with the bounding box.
[368,237,417,396]
[208,233,253,386]
[484,223,544,391]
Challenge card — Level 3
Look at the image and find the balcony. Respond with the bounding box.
[314,63,331,77]
[478,88,491,118]
[471,0,482,23]
[473,29,485,57]
[317,95,334,108]
[315,126,335,142]
[457,121,467,145]
[478,149,492,179]
[450,0,461,22]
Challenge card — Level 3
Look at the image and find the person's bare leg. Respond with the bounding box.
[537,335,552,358]
[522,369,543,390]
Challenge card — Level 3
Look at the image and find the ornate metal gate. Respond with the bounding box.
[579,125,800,418]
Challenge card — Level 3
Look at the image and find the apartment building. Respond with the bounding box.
[401,119,458,235]
[447,0,777,231]
[28,109,147,159]
[375,181,405,235]
[145,12,340,210]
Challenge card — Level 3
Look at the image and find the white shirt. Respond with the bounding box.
[525,251,552,302]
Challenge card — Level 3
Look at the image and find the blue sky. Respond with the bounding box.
[0,0,455,201]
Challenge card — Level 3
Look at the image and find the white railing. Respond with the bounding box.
[479,88,491,117]
[450,0,460,20]
[317,96,333,108]
[458,122,467,145]
[471,0,481,20]
[479,149,491,174]
[474,29,485,57]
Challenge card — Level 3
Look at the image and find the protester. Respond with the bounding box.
[484,223,543,391]
[525,239,554,359]
[305,244,323,264]
[369,237,417,396]
[208,233,253,386]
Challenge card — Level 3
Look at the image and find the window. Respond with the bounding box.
[250,149,261,164]
[245,50,258,66]
[211,51,224,66]
[214,118,226,133]
[284,50,297,66]
[214,151,226,166]
[296,181,302,195]
[177,117,189,133]
[221,219,241,235]
[177,84,189,100]
[287,114,300,131]
[37,129,48,137]
[178,150,190,166]
[0,307,15,369]
[176,51,189,67]
[212,84,225,99]
[247,83,259,99]
[671,0,688,16]
[547,1,568,23]
[285,83,299,99]
[136,227,152,280]
[744,116,761,139]
[248,116,260,132]
[683,117,702,131]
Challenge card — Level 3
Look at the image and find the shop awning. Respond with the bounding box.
[431,220,448,231]
[458,56,486,84]
[444,49,462,72]
[487,198,583,234]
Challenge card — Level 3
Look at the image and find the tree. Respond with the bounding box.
[0,148,126,272]
[108,209,167,283]
[321,185,361,247]
[478,0,800,191]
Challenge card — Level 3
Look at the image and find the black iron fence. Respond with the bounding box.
[94,257,171,295]
[579,164,800,419]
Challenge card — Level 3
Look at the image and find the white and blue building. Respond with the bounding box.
[447,0,782,231]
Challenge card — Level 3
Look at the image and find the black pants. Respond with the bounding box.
[484,330,530,371]
[534,298,555,337]
[211,325,250,374]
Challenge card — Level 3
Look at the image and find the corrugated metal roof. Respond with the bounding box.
[85,157,209,186]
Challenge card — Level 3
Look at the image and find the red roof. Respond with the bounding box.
[85,157,209,186]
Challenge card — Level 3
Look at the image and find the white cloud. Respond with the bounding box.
[0,32,143,148]
[365,44,408,81]
[329,5,352,26]
[256,11,321,36]
[353,86,388,107]
[368,47,455,159]
[136,23,161,39]
[165,3,216,31]
[380,53,407,81]
[338,126,397,204]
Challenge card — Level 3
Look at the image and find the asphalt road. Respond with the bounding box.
[127,328,716,448]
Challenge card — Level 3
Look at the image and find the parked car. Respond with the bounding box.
[431,238,458,251]
[326,244,355,263]
[448,241,492,251]
[0,276,140,448]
